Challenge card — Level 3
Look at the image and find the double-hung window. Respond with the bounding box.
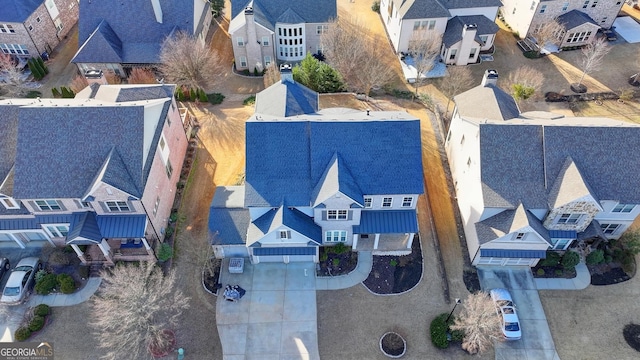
[364,197,372,208]
[402,197,413,207]
[612,204,635,213]
[600,223,620,235]
[106,201,130,212]
[35,200,61,211]
[327,210,348,220]
[325,230,347,242]
[382,198,393,207]
[557,213,581,224]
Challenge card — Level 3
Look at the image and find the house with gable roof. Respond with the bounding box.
[71,0,211,79]
[0,84,192,266]
[446,69,640,267]
[500,0,623,47]
[209,68,424,263]
[228,0,336,72]
[0,0,78,59]
[379,0,501,65]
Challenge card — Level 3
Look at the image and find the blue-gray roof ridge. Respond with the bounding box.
[231,0,336,28]
[102,147,142,198]
[67,212,102,244]
[480,124,548,209]
[254,79,319,117]
[311,153,363,207]
[475,208,550,245]
[0,105,19,185]
[441,0,501,10]
[72,20,123,64]
[77,0,203,64]
[401,0,450,19]
[454,83,520,121]
[558,10,598,30]
[277,8,306,24]
[443,15,499,47]
[13,106,146,199]
[0,0,42,23]
[284,207,322,243]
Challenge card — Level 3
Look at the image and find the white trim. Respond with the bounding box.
[0,197,20,209]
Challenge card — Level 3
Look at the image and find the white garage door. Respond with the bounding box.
[477,257,536,266]
[252,247,317,263]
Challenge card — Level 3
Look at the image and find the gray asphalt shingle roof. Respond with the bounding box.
[454,83,520,121]
[443,15,499,47]
[0,0,42,23]
[0,105,19,187]
[254,80,319,117]
[558,9,598,30]
[231,0,336,30]
[399,0,501,20]
[74,0,207,64]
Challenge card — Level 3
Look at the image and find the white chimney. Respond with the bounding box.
[280,64,293,83]
[481,69,498,87]
[151,0,163,23]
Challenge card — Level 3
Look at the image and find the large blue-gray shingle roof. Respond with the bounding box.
[74,0,207,64]
[0,0,42,23]
[400,0,501,20]
[443,15,499,47]
[231,0,336,30]
[245,119,424,207]
[558,10,598,30]
[0,105,19,186]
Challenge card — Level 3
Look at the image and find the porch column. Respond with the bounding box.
[70,244,88,264]
[374,234,380,250]
[352,234,358,250]
[98,239,113,264]
[407,233,415,249]
[141,237,151,250]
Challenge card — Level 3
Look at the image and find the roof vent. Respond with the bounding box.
[244,6,253,15]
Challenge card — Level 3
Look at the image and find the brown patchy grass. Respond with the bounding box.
[570,99,640,123]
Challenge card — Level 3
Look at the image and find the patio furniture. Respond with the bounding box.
[223,285,246,302]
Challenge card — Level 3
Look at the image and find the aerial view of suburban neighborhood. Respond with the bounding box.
[2,0,640,359]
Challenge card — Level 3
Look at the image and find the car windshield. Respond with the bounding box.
[13,266,32,272]
[505,322,520,331]
[3,287,20,296]
[502,307,515,314]
[496,299,513,307]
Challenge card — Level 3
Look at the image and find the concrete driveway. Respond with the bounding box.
[478,267,560,360]
[216,260,319,360]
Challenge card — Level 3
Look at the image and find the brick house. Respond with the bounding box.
[500,0,624,47]
[0,0,78,59]
[445,70,640,267]
[0,84,190,266]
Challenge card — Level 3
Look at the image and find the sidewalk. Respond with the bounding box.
[534,263,590,290]
[315,251,372,290]
[27,277,101,307]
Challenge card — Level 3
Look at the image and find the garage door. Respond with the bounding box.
[476,257,537,266]
[252,247,317,263]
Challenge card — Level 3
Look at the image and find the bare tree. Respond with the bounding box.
[407,30,442,94]
[503,65,545,101]
[449,291,503,355]
[263,62,281,88]
[91,262,190,360]
[159,31,222,90]
[438,66,474,116]
[531,19,563,55]
[69,75,89,93]
[321,17,395,96]
[576,37,610,89]
[0,54,28,96]
[128,68,158,84]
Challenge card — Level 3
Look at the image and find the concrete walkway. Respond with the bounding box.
[315,251,372,290]
[27,277,101,307]
[534,263,590,290]
[216,260,320,360]
[478,267,560,360]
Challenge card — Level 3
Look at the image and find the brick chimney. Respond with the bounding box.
[481,69,498,87]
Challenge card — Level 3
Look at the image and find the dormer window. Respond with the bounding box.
[557,213,581,224]
[612,204,635,213]
[0,197,19,209]
[279,230,290,239]
[35,199,61,211]
[402,197,413,207]
[105,201,130,212]
[364,197,372,208]
[382,198,393,207]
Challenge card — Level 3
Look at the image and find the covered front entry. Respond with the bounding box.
[251,247,317,264]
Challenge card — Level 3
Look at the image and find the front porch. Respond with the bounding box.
[353,233,414,255]
[70,238,156,266]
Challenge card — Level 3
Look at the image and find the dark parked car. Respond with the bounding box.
[0,257,9,278]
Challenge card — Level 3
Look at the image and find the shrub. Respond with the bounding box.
[586,249,605,265]
[555,269,563,276]
[35,273,58,295]
[14,327,31,341]
[536,268,545,276]
[253,68,259,76]
[57,274,76,294]
[539,251,561,267]
[61,86,75,98]
[198,88,208,102]
[28,59,43,80]
[320,251,328,262]
[561,251,580,270]
[190,87,198,101]
[35,269,48,284]
[390,259,398,267]
[28,316,45,332]
[333,242,347,254]
[430,313,450,349]
[48,249,70,266]
[157,242,173,262]
[36,57,48,74]
[25,90,41,98]
[371,0,380,12]
[391,89,413,99]
[604,255,613,264]
[243,95,256,105]
[207,93,225,105]
[523,51,540,59]
[34,304,50,317]
[51,87,62,98]
[332,258,340,267]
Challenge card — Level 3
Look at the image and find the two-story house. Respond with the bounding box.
[0,84,190,266]
[380,0,501,65]
[209,69,424,263]
[1,0,78,59]
[500,0,624,47]
[228,0,336,72]
[445,70,640,267]
[72,0,211,79]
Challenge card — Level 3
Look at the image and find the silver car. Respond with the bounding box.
[0,257,42,305]
[490,288,522,340]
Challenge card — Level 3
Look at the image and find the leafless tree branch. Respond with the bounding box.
[0,54,28,97]
[159,31,222,90]
[449,291,503,355]
[577,37,610,87]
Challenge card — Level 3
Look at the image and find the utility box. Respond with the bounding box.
[229,258,244,274]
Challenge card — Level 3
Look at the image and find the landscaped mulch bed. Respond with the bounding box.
[203,258,222,294]
[532,264,576,279]
[624,323,640,352]
[316,248,358,276]
[588,262,631,286]
[363,235,422,294]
